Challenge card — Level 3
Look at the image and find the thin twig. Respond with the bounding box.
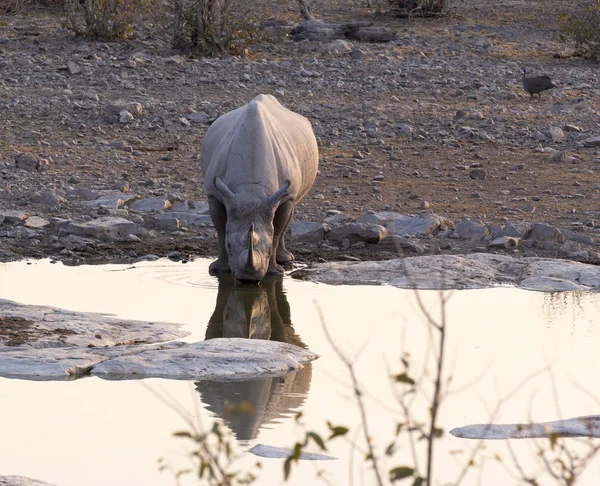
[316,302,385,486]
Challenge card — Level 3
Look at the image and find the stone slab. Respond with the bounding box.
[292,253,600,291]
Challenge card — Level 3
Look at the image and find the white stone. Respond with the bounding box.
[450,415,600,440]
[92,338,318,380]
[248,444,336,460]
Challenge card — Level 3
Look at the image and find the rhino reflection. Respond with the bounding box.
[196,275,312,441]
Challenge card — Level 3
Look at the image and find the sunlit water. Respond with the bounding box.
[1,259,600,486]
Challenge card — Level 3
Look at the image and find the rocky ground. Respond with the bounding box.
[1,0,599,267]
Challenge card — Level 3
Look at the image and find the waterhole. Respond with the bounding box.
[1,259,600,485]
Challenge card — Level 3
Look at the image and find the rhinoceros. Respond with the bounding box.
[201,94,319,282]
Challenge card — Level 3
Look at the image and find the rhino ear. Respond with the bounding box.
[215,177,235,204]
[267,180,291,207]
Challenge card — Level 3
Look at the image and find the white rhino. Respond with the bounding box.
[201,94,319,282]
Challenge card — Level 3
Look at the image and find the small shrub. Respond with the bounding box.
[64,0,148,40]
[171,0,267,57]
[388,0,449,16]
[559,0,600,59]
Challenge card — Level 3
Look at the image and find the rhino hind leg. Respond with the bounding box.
[273,201,295,264]
[208,197,231,274]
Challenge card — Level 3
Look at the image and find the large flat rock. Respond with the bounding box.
[92,338,318,380]
[0,301,317,382]
[292,253,600,291]
[0,299,186,348]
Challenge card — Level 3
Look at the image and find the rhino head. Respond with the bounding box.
[215,177,290,282]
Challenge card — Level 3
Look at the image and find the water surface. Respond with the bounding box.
[1,259,600,485]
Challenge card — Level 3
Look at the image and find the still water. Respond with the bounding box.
[1,259,600,486]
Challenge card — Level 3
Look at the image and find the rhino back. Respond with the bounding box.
[201,94,318,201]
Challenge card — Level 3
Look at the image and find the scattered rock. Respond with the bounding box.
[469,168,487,180]
[14,153,45,171]
[324,39,353,55]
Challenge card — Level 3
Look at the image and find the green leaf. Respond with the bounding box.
[172,430,193,439]
[283,457,292,481]
[395,422,404,436]
[394,373,415,385]
[292,442,302,460]
[307,432,326,450]
[549,432,559,450]
[385,441,396,456]
[413,476,425,486]
[328,425,349,440]
[390,466,415,481]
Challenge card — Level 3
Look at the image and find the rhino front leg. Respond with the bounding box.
[273,200,295,267]
[208,196,231,275]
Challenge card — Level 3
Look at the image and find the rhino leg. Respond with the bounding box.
[273,200,295,265]
[208,196,231,274]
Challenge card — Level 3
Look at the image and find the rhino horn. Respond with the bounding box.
[215,177,235,204]
[267,180,291,207]
[246,223,255,270]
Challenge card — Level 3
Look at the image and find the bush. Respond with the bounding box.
[388,0,449,16]
[64,0,149,40]
[171,0,267,57]
[1,0,64,15]
[559,0,600,58]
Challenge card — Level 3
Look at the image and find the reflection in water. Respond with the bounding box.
[196,275,312,441]
[542,291,595,324]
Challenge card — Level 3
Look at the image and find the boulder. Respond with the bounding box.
[387,214,452,236]
[454,218,489,240]
[0,210,30,224]
[66,217,150,241]
[524,223,565,243]
[326,222,386,245]
[79,192,134,209]
[129,198,172,212]
[377,235,426,254]
[288,221,329,244]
